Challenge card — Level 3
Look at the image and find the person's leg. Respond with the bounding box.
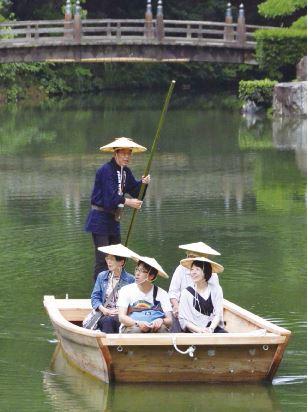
[214,325,228,333]
[156,324,169,333]
[92,233,109,281]
[169,315,183,333]
[97,316,120,333]
[121,325,142,333]
[109,233,121,245]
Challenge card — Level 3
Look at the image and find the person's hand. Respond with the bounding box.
[100,306,118,316]
[108,308,118,316]
[172,303,179,318]
[138,321,151,332]
[142,174,151,185]
[124,198,143,209]
[199,327,210,334]
[150,318,163,332]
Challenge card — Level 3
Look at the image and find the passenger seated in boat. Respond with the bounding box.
[168,242,221,332]
[178,256,227,334]
[89,244,136,333]
[117,257,172,333]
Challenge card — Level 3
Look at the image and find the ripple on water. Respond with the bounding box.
[273,375,307,385]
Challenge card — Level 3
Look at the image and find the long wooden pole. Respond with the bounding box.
[125,80,176,246]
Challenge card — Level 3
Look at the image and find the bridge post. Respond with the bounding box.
[145,0,154,39]
[224,3,234,42]
[64,0,73,38]
[156,0,164,42]
[73,0,82,42]
[236,3,246,45]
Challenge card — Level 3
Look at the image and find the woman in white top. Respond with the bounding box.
[169,242,221,319]
[178,256,226,334]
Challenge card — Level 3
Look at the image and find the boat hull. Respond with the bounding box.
[107,344,278,383]
[44,296,291,384]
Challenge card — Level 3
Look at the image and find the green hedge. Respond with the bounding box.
[239,79,277,107]
[255,28,307,79]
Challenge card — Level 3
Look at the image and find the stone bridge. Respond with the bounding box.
[0,1,274,65]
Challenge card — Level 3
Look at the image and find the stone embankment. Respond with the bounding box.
[273,57,307,117]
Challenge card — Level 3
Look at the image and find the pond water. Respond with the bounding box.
[0,91,306,411]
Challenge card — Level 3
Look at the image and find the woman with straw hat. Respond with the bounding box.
[86,244,137,333]
[118,256,172,333]
[85,137,150,280]
[178,257,226,334]
[169,242,221,321]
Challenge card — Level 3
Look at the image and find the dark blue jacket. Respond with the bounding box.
[85,158,142,235]
[91,269,135,310]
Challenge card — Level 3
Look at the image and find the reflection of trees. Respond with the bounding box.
[238,116,273,151]
[253,152,305,214]
[0,115,56,155]
[0,93,242,157]
[251,151,306,281]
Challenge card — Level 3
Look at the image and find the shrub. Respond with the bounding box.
[239,79,277,107]
[254,28,307,79]
[291,16,307,30]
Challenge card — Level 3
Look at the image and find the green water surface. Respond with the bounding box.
[0,92,306,412]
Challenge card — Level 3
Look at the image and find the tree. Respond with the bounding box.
[258,0,306,26]
[0,0,12,20]
[255,0,306,79]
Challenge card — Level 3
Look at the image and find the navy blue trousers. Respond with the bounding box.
[97,315,120,333]
[92,233,121,281]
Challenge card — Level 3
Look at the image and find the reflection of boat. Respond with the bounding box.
[44,346,282,412]
[43,345,108,412]
[43,296,291,384]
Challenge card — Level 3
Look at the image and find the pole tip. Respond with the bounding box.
[171,80,176,84]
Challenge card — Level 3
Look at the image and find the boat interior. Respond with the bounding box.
[48,297,289,337]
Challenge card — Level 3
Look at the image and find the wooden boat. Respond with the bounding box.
[43,295,291,384]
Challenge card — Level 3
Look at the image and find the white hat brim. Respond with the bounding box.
[131,255,169,278]
[180,257,224,274]
[97,244,139,259]
[100,137,147,153]
[179,241,221,256]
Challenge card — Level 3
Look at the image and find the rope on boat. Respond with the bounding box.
[172,336,196,357]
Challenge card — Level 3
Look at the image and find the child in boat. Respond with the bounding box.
[178,257,227,333]
[84,137,150,281]
[89,244,136,333]
[117,257,172,333]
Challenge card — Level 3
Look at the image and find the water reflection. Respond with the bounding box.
[0,93,306,411]
[272,117,307,174]
[44,346,282,412]
[43,346,108,412]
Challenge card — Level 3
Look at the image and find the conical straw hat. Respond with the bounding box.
[131,255,169,278]
[99,137,147,153]
[180,256,224,274]
[179,241,221,257]
[97,243,139,259]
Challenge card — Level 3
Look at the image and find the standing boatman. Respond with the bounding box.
[85,137,150,280]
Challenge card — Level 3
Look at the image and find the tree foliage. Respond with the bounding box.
[7,0,266,24]
[255,28,306,79]
[0,0,12,20]
[258,0,306,18]
[291,15,307,30]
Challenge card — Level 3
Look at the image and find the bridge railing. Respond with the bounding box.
[0,20,74,40]
[0,18,274,46]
